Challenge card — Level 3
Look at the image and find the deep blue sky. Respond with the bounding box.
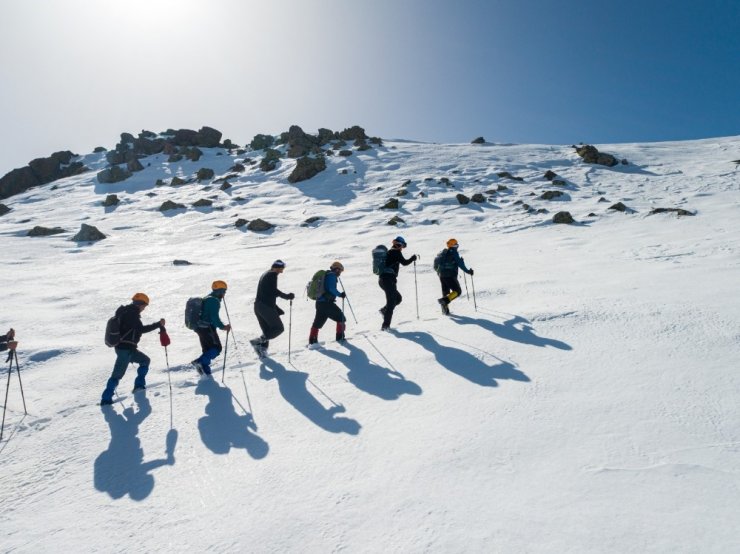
[1,0,738,175]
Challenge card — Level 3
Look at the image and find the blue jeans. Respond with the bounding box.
[101,348,150,402]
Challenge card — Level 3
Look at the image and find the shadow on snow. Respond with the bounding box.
[449,314,572,350]
[195,378,268,459]
[260,357,361,435]
[392,330,530,387]
[94,393,177,501]
[319,341,422,400]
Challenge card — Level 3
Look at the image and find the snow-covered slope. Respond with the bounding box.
[1,135,739,553]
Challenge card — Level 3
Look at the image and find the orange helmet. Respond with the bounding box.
[132,292,150,305]
[446,238,459,248]
[211,280,228,291]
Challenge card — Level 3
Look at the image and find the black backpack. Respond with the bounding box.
[434,249,457,276]
[185,297,205,331]
[104,305,131,347]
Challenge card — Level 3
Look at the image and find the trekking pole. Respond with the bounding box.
[1,354,12,441]
[159,327,173,429]
[463,273,470,301]
[413,260,420,320]
[288,300,293,363]
[222,297,239,347]
[13,351,27,416]
[471,273,478,311]
[337,277,358,324]
[222,330,230,383]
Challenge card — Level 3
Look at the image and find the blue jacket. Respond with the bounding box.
[318,270,342,303]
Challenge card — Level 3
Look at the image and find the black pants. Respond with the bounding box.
[440,275,462,297]
[312,301,346,329]
[254,301,284,340]
[196,326,222,354]
[379,275,402,327]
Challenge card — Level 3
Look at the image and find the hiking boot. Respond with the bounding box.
[379,306,386,317]
[132,385,146,393]
[100,398,114,406]
[336,333,345,342]
[191,359,204,375]
[381,325,391,332]
[438,298,450,315]
[308,336,318,345]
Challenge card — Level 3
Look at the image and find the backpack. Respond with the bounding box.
[184,297,205,330]
[372,244,389,275]
[104,305,129,347]
[434,249,457,276]
[306,270,327,301]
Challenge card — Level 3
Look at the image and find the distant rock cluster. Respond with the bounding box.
[0,151,87,199]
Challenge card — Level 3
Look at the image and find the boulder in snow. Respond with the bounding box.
[72,224,106,242]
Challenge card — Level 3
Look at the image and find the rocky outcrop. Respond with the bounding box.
[193,199,213,207]
[260,149,281,172]
[541,190,565,200]
[470,193,486,203]
[159,200,186,211]
[247,218,274,231]
[471,137,486,144]
[552,211,574,224]
[288,156,326,183]
[574,144,618,167]
[0,203,11,216]
[648,208,695,216]
[338,126,367,141]
[102,194,120,207]
[250,134,275,150]
[72,224,106,242]
[196,168,215,181]
[381,198,400,210]
[0,151,87,199]
[387,215,405,226]
[97,166,132,184]
[456,194,470,204]
[28,225,66,237]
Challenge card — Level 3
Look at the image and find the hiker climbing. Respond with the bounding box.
[100,293,165,406]
[374,236,417,331]
[434,238,473,315]
[251,260,295,358]
[308,261,347,346]
[0,328,17,353]
[190,281,231,377]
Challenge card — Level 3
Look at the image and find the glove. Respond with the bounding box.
[410,254,418,263]
[287,292,295,300]
[339,292,346,298]
[468,268,474,276]
[223,323,232,332]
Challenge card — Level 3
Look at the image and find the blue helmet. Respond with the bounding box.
[392,236,407,247]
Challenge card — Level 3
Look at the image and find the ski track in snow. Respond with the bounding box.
[1,136,740,552]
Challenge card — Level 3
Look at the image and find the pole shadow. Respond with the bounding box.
[319,342,422,400]
[259,358,361,435]
[195,378,268,459]
[94,392,177,501]
[449,313,572,350]
[392,330,530,387]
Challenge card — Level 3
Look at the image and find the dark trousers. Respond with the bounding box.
[196,326,222,354]
[311,301,346,329]
[440,275,462,298]
[379,275,402,327]
[254,301,284,340]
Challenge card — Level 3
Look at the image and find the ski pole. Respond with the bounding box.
[159,328,173,428]
[471,273,478,311]
[13,351,27,416]
[337,277,358,324]
[222,330,230,383]
[1,354,12,441]
[463,273,470,301]
[222,297,239,347]
[288,300,293,363]
[413,260,420,320]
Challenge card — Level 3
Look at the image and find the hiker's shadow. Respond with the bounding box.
[450,314,572,350]
[195,378,269,459]
[393,330,529,387]
[260,358,361,435]
[94,394,177,501]
[320,342,422,400]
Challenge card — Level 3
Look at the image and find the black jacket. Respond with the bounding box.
[116,304,161,350]
[383,248,415,277]
[255,271,291,307]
